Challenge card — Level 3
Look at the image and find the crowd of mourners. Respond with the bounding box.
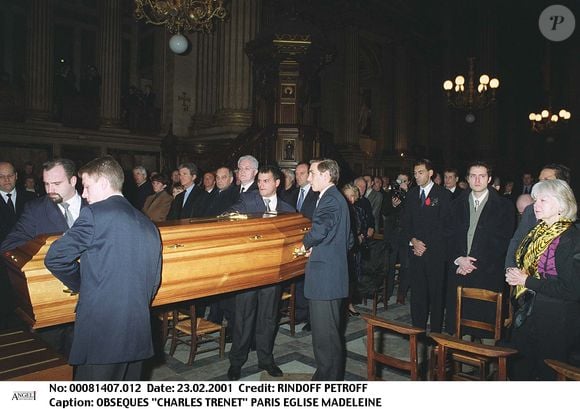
[0,155,578,381]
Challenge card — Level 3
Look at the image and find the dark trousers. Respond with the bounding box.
[229,285,281,368]
[386,241,410,299]
[409,254,445,332]
[294,278,309,323]
[309,298,346,381]
[510,296,580,380]
[75,360,143,381]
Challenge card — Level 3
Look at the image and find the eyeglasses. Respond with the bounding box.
[0,174,16,180]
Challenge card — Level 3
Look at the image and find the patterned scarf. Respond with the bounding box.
[514,218,573,298]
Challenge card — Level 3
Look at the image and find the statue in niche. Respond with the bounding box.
[358,89,372,136]
[284,139,295,161]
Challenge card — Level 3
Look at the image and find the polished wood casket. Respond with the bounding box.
[2,213,310,329]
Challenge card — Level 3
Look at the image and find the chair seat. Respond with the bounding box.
[175,318,222,335]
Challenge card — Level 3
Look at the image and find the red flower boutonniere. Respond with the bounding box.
[425,197,431,206]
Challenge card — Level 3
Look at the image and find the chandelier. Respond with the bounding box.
[134,1,227,34]
[529,108,571,133]
[443,57,499,115]
[134,1,227,53]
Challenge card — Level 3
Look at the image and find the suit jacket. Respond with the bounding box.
[204,184,240,216]
[1,195,88,252]
[229,190,295,214]
[142,190,173,222]
[129,181,154,211]
[279,185,298,206]
[449,186,464,201]
[288,186,319,220]
[0,189,36,244]
[401,184,452,261]
[449,188,515,292]
[238,181,258,194]
[366,189,383,231]
[44,195,162,365]
[302,185,352,300]
[505,204,536,268]
[167,184,204,220]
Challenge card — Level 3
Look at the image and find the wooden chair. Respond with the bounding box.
[362,314,425,380]
[169,304,225,365]
[279,282,296,336]
[545,359,580,381]
[429,286,504,380]
[429,332,517,380]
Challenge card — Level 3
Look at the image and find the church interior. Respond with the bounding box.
[0,0,578,191]
[1,0,580,383]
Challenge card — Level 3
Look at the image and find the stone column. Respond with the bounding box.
[343,27,359,145]
[193,32,220,128]
[214,0,260,129]
[97,0,122,127]
[25,0,54,121]
[393,44,409,153]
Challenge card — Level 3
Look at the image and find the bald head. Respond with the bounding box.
[516,194,534,215]
[0,162,17,193]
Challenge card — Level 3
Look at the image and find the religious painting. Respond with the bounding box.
[283,139,295,161]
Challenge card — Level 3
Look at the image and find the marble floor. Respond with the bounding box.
[146,296,419,382]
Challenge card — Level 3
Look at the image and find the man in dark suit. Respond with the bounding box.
[128,165,154,210]
[300,159,352,381]
[226,165,295,380]
[1,159,85,252]
[0,162,36,245]
[167,162,204,220]
[45,156,161,381]
[205,166,240,334]
[204,166,240,217]
[0,161,36,326]
[446,161,514,333]
[287,161,318,330]
[236,155,259,194]
[443,168,463,201]
[402,159,452,333]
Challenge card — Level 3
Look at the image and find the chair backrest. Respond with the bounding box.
[455,286,503,341]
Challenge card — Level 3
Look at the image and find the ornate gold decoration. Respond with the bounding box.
[134,0,227,34]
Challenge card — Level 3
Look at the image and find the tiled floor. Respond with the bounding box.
[146,296,419,381]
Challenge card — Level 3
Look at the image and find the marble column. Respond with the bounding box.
[25,0,54,121]
[193,32,220,128]
[343,27,359,146]
[214,0,260,129]
[97,0,122,127]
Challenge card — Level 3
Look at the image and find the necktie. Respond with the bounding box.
[264,198,271,212]
[474,199,480,212]
[61,202,74,228]
[420,189,426,207]
[241,186,245,193]
[297,188,305,211]
[5,193,15,215]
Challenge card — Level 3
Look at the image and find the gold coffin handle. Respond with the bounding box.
[168,243,185,249]
[250,235,263,240]
[293,247,307,259]
[62,287,78,296]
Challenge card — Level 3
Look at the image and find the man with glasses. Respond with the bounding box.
[237,155,259,194]
[0,162,35,244]
[0,161,35,327]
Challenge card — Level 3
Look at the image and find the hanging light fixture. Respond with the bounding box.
[529,108,571,132]
[134,1,227,53]
[442,57,499,120]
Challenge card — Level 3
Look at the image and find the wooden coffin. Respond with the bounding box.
[2,213,310,329]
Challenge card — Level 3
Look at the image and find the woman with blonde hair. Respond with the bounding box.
[505,179,580,380]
